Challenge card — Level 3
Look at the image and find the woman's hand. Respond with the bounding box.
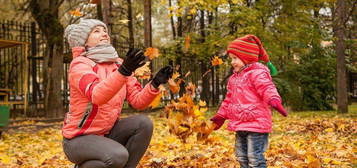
[118,48,146,76]
[151,66,173,89]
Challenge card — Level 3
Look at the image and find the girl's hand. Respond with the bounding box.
[269,99,288,117]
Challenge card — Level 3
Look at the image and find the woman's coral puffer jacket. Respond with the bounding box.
[62,47,159,139]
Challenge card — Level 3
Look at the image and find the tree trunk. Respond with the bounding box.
[144,0,152,48]
[215,68,220,104]
[201,62,210,105]
[176,9,185,96]
[199,10,210,105]
[168,0,176,39]
[228,0,237,35]
[29,0,64,118]
[96,2,103,20]
[333,0,348,113]
[101,0,111,34]
[127,0,134,48]
[211,66,215,106]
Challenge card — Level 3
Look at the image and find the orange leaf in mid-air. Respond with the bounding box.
[184,71,191,78]
[69,8,83,17]
[144,47,160,60]
[168,79,180,94]
[89,0,100,4]
[184,35,191,52]
[211,56,223,66]
[185,82,196,96]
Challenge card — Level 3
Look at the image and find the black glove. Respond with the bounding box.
[118,48,146,76]
[151,66,173,89]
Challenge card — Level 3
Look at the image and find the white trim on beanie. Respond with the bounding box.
[64,19,108,48]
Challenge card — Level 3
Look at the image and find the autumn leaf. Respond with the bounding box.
[168,79,180,94]
[184,35,191,52]
[184,71,191,78]
[1,108,355,167]
[134,61,151,79]
[189,8,197,15]
[211,56,223,66]
[163,82,216,142]
[69,8,83,17]
[171,72,180,80]
[198,100,206,107]
[185,82,195,96]
[89,0,100,4]
[118,19,130,24]
[202,69,211,77]
[144,47,160,60]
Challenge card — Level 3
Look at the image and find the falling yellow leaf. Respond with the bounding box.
[118,19,130,24]
[69,8,83,17]
[198,100,206,107]
[144,47,160,60]
[134,61,151,79]
[211,56,223,66]
[189,8,197,15]
[171,72,180,80]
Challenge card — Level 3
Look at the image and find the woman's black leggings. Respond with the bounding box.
[62,114,153,168]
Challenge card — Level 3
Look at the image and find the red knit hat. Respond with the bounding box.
[227,34,269,64]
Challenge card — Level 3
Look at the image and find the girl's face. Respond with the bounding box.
[85,26,110,47]
[229,53,245,72]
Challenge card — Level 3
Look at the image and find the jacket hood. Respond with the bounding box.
[71,47,86,58]
[241,62,269,74]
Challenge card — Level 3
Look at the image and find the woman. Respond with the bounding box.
[62,19,173,168]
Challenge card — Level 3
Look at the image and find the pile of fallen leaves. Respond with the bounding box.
[164,83,214,142]
[0,110,356,168]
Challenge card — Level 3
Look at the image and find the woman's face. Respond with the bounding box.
[229,53,245,72]
[85,26,110,47]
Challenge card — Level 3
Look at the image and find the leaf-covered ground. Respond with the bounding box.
[0,105,356,168]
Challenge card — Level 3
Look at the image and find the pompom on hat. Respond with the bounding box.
[227,34,278,76]
[64,19,108,48]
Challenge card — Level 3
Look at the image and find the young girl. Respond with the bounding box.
[62,19,173,168]
[210,35,287,168]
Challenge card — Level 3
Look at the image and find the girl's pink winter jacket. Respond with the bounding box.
[62,47,159,139]
[217,62,281,133]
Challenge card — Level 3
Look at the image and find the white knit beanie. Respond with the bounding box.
[64,19,108,48]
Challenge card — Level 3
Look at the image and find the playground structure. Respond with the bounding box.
[0,39,29,134]
[0,20,146,118]
[0,39,29,112]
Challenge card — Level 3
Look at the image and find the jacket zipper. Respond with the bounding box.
[78,111,90,128]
